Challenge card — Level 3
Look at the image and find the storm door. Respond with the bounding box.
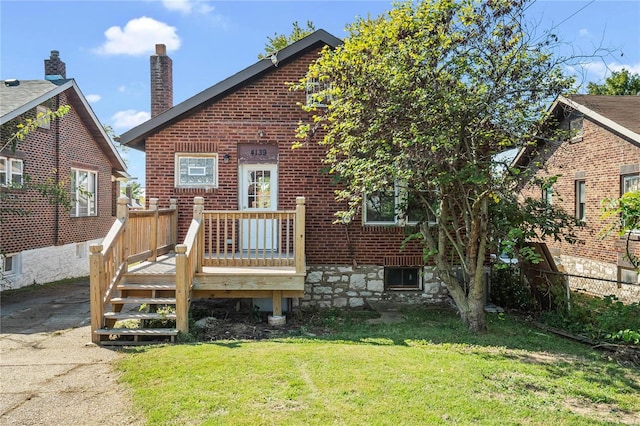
[239,164,278,251]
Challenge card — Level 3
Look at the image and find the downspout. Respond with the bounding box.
[54,94,60,246]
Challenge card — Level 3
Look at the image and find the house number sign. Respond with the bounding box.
[238,144,278,164]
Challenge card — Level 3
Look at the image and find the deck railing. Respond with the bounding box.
[200,197,306,272]
[127,198,178,263]
[90,196,178,343]
[90,196,305,339]
[175,199,204,333]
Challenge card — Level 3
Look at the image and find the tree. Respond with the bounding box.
[258,21,316,59]
[601,191,640,269]
[1,105,73,218]
[295,0,583,332]
[587,68,640,95]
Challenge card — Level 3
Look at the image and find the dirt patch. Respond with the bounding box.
[564,397,640,425]
[191,311,334,341]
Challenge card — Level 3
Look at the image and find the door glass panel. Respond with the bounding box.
[247,170,271,209]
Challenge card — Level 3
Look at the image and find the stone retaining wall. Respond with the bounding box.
[557,254,617,281]
[300,265,450,309]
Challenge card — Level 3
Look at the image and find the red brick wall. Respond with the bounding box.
[144,48,424,265]
[522,116,640,266]
[1,91,116,254]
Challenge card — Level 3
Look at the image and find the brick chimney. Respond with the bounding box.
[150,44,173,117]
[44,50,66,80]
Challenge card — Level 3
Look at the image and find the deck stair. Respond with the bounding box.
[95,276,179,345]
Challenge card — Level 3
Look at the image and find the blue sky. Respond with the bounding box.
[1,0,639,186]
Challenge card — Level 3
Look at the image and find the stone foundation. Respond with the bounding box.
[300,265,449,309]
[1,239,100,291]
[556,254,617,281]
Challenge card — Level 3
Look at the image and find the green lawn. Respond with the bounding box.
[117,308,640,425]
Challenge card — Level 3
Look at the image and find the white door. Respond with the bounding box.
[240,164,278,251]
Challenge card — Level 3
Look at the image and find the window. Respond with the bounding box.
[1,253,20,276]
[575,180,586,221]
[36,105,51,129]
[622,174,639,194]
[542,187,553,205]
[0,157,23,187]
[306,77,331,107]
[570,117,583,142]
[385,267,422,290]
[365,189,396,224]
[175,154,218,188]
[621,174,639,231]
[619,267,639,285]
[364,183,430,225]
[71,168,97,217]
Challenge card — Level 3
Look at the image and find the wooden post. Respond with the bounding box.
[149,198,159,262]
[175,244,189,334]
[89,244,105,344]
[295,197,306,274]
[169,198,178,248]
[193,197,204,273]
[117,196,130,272]
[272,290,283,316]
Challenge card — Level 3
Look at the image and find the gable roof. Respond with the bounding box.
[119,29,342,151]
[557,95,640,141]
[1,79,128,176]
[513,94,640,167]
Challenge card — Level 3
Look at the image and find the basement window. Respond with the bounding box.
[385,267,422,290]
[1,253,21,276]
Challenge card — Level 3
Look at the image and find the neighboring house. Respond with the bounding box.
[0,51,128,290]
[119,31,449,309]
[514,94,640,285]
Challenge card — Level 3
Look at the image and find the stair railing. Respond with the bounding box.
[175,196,204,334]
[90,196,178,344]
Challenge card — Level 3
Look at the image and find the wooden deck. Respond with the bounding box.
[90,196,307,344]
[127,254,305,296]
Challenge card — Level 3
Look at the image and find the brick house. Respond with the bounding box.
[1,51,128,290]
[514,94,640,285]
[119,30,449,309]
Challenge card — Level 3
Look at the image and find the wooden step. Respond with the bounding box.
[110,297,176,305]
[104,312,177,320]
[94,327,178,336]
[118,283,176,291]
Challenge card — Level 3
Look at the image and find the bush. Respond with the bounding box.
[489,266,540,311]
[541,294,640,344]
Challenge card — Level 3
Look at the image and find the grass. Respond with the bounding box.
[117,307,640,425]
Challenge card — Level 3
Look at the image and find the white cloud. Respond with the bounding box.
[581,61,640,80]
[566,61,640,89]
[161,0,214,15]
[93,17,180,56]
[86,94,101,103]
[111,110,151,131]
[118,85,126,93]
[578,28,589,38]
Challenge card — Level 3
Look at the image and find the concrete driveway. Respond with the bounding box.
[0,280,142,425]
